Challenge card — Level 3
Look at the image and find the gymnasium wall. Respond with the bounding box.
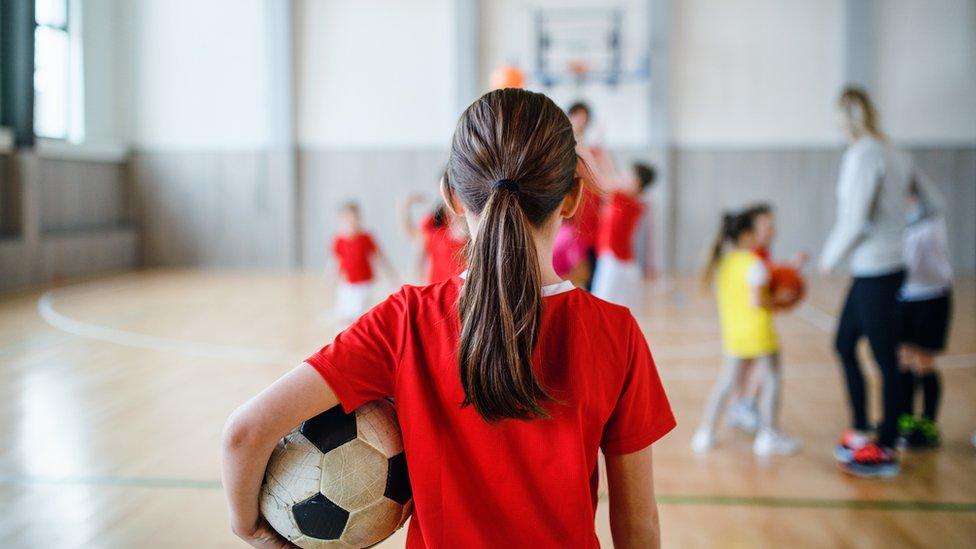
[666,0,976,273]
[129,0,976,275]
[116,0,297,268]
[669,147,976,274]
[295,0,457,272]
[7,0,972,292]
[0,154,135,292]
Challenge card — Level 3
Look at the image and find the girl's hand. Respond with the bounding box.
[771,287,800,310]
[234,517,297,548]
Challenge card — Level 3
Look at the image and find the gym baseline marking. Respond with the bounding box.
[2,474,974,513]
[38,291,304,366]
[36,288,976,379]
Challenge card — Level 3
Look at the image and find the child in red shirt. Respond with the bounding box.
[223,89,675,549]
[332,201,392,322]
[398,176,468,284]
[591,163,656,312]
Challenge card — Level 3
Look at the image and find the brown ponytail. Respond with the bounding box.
[701,213,735,291]
[701,208,762,291]
[448,89,578,422]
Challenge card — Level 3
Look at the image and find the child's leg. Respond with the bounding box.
[755,353,782,433]
[743,362,764,406]
[898,345,918,418]
[914,352,941,422]
[699,356,751,433]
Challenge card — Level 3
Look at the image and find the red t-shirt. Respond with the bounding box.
[306,277,675,549]
[753,246,771,263]
[570,186,602,250]
[332,232,377,284]
[597,191,645,262]
[420,215,466,284]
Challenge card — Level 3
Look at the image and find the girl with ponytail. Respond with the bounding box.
[691,207,801,457]
[222,89,675,548]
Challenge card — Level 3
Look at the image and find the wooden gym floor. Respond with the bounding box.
[0,269,973,548]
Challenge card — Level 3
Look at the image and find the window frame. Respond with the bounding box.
[33,0,72,141]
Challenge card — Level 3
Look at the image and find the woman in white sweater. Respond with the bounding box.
[819,87,943,479]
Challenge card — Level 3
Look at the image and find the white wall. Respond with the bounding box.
[296,0,457,149]
[873,0,976,144]
[117,0,273,150]
[670,0,845,147]
[78,0,121,146]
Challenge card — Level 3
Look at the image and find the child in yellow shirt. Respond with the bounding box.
[691,207,800,456]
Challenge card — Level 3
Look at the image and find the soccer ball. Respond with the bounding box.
[260,400,412,548]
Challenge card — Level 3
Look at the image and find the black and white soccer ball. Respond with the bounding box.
[260,400,412,548]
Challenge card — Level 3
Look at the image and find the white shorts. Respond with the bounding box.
[591,253,642,313]
[335,281,373,322]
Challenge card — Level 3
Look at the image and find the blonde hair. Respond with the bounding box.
[838,86,884,140]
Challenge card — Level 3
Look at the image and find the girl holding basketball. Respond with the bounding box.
[724,204,808,434]
[223,89,675,548]
[691,207,800,456]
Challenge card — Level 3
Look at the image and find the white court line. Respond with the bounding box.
[38,291,303,366]
[794,302,838,333]
[36,285,976,380]
[660,356,976,381]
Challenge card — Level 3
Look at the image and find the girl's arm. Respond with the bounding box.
[397,194,426,243]
[374,249,399,282]
[222,364,339,547]
[752,284,798,311]
[818,150,883,274]
[606,446,660,549]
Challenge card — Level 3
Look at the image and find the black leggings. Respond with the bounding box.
[834,271,909,448]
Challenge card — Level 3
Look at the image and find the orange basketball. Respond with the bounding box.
[490,65,525,90]
[769,264,805,307]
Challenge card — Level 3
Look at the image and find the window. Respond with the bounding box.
[34,0,70,139]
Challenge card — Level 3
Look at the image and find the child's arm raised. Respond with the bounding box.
[222,364,339,547]
[606,446,660,549]
[397,194,426,244]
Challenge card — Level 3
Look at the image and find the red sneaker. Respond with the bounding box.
[833,430,870,463]
[840,443,900,478]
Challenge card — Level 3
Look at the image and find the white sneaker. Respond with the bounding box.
[691,427,717,454]
[753,430,801,456]
[725,400,759,434]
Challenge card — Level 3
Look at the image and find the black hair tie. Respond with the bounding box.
[494,178,519,193]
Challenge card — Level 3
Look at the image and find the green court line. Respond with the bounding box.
[2,474,974,512]
[655,494,976,513]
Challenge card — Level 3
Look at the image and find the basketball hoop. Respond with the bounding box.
[533,7,646,88]
[566,59,590,86]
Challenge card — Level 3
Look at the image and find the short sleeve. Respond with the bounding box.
[747,259,769,288]
[601,318,676,455]
[305,289,409,413]
[332,238,341,257]
[420,215,435,236]
[365,234,378,255]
